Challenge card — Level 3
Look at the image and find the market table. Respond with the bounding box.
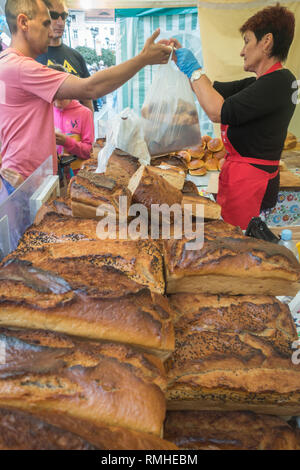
[187,147,300,227]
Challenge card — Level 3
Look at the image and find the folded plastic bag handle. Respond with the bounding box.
[168,46,174,64]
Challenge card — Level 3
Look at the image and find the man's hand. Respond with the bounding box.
[55,131,67,146]
[175,48,202,79]
[0,168,24,188]
[140,29,172,66]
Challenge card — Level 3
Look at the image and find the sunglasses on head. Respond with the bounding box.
[50,11,69,21]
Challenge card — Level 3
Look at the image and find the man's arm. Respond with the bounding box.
[76,51,95,114]
[55,30,171,101]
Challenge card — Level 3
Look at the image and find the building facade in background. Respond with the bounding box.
[64,9,116,56]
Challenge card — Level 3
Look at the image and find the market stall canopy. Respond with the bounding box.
[68,1,197,7]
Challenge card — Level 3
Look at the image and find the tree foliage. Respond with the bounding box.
[75,46,99,66]
[100,48,116,67]
[75,45,116,68]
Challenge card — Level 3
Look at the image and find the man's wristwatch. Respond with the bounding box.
[190,68,205,83]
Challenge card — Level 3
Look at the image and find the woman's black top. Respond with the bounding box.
[213,69,297,209]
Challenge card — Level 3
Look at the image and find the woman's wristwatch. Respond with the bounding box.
[190,68,205,82]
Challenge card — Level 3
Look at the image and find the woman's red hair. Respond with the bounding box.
[240,3,295,61]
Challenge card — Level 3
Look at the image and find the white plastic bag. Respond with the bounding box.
[97,119,107,139]
[141,54,201,156]
[96,108,150,174]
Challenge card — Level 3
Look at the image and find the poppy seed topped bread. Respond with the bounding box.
[164,220,300,296]
[5,212,165,295]
[0,327,166,436]
[166,293,300,415]
[0,260,174,359]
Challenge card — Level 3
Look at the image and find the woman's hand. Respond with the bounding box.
[158,38,182,62]
[0,168,24,188]
[55,131,67,146]
[175,48,202,78]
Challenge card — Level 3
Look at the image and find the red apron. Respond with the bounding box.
[216,62,282,230]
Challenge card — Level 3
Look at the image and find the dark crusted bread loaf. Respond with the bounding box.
[105,151,141,186]
[69,170,131,219]
[164,410,300,450]
[181,180,199,195]
[151,155,188,174]
[166,293,300,415]
[128,165,183,211]
[0,407,97,450]
[33,198,73,225]
[7,239,165,294]
[0,407,178,450]
[17,212,98,254]
[164,220,300,296]
[0,327,166,436]
[7,213,165,294]
[0,260,174,359]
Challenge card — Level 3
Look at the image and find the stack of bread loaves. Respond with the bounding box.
[73,150,300,450]
[1,147,300,449]
[0,194,179,449]
[162,219,300,449]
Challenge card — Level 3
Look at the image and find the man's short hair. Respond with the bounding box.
[5,0,52,34]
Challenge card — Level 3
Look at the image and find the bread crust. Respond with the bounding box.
[69,170,131,219]
[6,213,165,295]
[164,410,300,450]
[181,194,221,220]
[147,165,185,190]
[151,155,188,173]
[0,407,97,450]
[164,220,300,295]
[207,138,223,153]
[12,408,178,450]
[189,167,207,176]
[182,181,199,195]
[0,260,174,358]
[128,165,183,211]
[187,159,205,170]
[166,293,300,415]
[0,328,166,436]
[105,152,141,186]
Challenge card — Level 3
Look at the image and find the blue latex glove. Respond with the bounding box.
[175,48,202,79]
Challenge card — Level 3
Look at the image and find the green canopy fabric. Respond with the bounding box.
[115,8,198,18]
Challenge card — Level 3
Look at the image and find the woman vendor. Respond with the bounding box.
[169,4,297,230]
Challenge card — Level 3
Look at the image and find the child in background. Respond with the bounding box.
[49,64,95,176]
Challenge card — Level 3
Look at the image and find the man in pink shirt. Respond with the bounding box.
[0,0,171,187]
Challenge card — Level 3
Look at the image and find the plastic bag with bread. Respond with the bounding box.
[141,54,201,156]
